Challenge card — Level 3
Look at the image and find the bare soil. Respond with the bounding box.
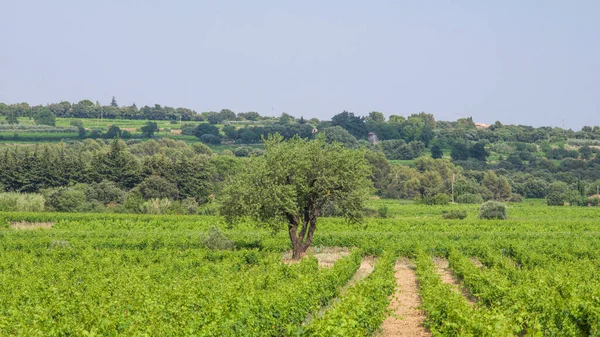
[282,246,351,267]
[433,257,477,305]
[10,221,54,230]
[380,259,430,337]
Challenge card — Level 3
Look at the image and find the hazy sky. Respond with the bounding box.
[1,1,598,128]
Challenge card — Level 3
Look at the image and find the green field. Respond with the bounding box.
[2,202,600,336]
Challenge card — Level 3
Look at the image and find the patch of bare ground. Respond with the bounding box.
[10,221,54,230]
[433,257,477,305]
[282,246,351,267]
[380,258,430,337]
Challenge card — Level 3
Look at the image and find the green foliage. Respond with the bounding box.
[33,108,56,126]
[430,145,443,159]
[192,142,213,155]
[482,171,512,201]
[456,193,483,204]
[0,192,45,212]
[85,180,126,205]
[301,253,396,337]
[321,126,359,148]
[478,200,508,220]
[135,175,179,200]
[418,193,451,205]
[200,226,235,250]
[140,121,158,137]
[441,209,468,219]
[220,134,373,257]
[139,198,172,214]
[6,112,18,125]
[377,206,389,218]
[199,133,221,144]
[42,186,87,212]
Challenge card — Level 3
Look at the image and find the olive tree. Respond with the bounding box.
[220,134,373,259]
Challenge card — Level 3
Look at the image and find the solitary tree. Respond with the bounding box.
[6,111,19,125]
[34,108,56,126]
[430,145,443,159]
[141,122,158,138]
[220,134,373,259]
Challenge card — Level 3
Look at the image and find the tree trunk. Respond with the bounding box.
[289,211,318,260]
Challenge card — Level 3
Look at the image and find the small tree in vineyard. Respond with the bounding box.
[220,134,373,259]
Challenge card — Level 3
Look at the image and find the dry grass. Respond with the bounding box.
[10,221,54,230]
[282,246,351,267]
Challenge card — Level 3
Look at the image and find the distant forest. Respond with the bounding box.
[1,98,600,214]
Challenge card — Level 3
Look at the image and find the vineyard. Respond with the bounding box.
[1,202,600,336]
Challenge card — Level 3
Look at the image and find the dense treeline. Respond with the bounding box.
[0,139,238,213]
[3,99,600,209]
[1,136,600,215]
[0,99,283,122]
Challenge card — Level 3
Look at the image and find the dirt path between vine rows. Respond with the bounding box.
[304,256,376,325]
[379,259,430,337]
[433,257,477,305]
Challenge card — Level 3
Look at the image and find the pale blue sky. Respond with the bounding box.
[1,1,598,128]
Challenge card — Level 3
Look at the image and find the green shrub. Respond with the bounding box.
[181,198,199,214]
[135,175,179,200]
[0,192,46,212]
[192,142,213,155]
[140,198,172,215]
[42,187,86,212]
[86,181,125,205]
[418,193,451,205]
[478,201,508,220]
[201,226,234,250]
[377,206,389,218]
[547,192,565,206]
[442,210,467,220]
[456,193,483,204]
[507,193,524,203]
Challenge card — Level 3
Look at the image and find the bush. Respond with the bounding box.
[181,198,199,214]
[547,192,565,206]
[0,192,46,212]
[233,146,252,157]
[140,198,172,214]
[456,193,483,204]
[192,142,213,155]
[200,226,234,250]
[199,134,221,145]
[43,187,86,212]
[418,193,451,205]
[507,193,524,203]
[377,206,389,218]
[86,181,125,205]
[442,210,468,219]
[478,201,507,220]
[135,175,179,200]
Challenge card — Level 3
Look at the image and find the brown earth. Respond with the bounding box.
[380,259,430,337]
[433,257,477,305]
[10,221,54,230]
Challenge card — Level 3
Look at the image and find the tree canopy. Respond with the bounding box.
[220,134,373,259]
